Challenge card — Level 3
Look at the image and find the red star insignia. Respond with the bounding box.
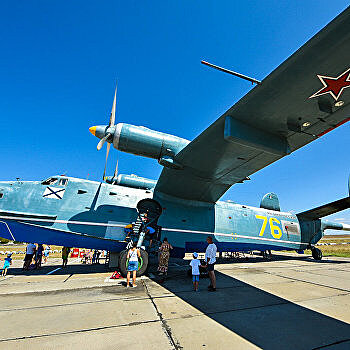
[309,68,350,101]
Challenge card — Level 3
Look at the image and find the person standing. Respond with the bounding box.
[126,242,140,288]
[2,253,12,277]
[88,250,93,264]
[43,245,51,264]
[204,236,217,292]
[61,247,71,267]
[35,244,44,268]
[190,252,202,291]
[23,243,36,270]
[92,250,97,264]
[157,238,173,275]
[95,250,101,264]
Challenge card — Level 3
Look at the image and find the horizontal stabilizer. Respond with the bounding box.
[297,197,350,220]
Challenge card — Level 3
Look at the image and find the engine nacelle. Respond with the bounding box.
[110,174,156,190]
[113,123,190,167]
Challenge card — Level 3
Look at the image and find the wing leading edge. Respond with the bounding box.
[155,6,350,202]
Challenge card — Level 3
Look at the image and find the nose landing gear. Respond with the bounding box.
[119,199,162,277]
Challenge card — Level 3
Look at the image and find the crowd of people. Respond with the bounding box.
[0,242,54,276]
[0,244,107,276]
[80,249,104,264]
[23,243,51,271]
[124,235,218,291]
[2,235,219,292]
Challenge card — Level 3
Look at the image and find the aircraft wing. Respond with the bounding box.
[155,7,350,203]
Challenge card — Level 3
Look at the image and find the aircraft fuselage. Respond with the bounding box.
[0,176,322,257]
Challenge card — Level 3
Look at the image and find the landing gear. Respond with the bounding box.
[118,249,149,277]
[120,198,162,277]
[312,247,323,261]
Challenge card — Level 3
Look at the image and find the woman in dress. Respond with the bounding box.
[157,238,173,275]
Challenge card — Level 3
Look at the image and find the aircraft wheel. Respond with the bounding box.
[312,247,322,261]
[118,250,128,270]
[119,249,149,277]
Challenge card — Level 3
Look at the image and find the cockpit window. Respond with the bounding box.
[59,178,68,186]
[0,193,3,199]
[42,178,58,185]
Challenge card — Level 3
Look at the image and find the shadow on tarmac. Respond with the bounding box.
[5,254,350,348]
[149,256,350,349]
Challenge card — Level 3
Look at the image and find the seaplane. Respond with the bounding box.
[1,7,350,276]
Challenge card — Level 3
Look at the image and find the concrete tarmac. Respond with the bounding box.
[0,253,350,349]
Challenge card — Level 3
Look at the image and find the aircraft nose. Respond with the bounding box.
[89,125,108,139]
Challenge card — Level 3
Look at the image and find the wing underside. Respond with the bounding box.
[155,6,350,202]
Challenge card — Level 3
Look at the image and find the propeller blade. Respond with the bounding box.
[114,158,119,179]
[103,143,111,180]
[109,82,117,127]
[96,134,108,151]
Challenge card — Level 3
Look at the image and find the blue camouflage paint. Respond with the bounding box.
[0,175,317,255]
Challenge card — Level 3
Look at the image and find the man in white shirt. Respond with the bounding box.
[205,236,217,291]
[23,243,36,270]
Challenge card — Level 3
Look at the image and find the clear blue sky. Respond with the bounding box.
[0,1,349,229]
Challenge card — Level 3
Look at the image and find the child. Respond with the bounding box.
[190,252,202,291]
[2,253,12,277]
[126,241,141,288]
[43,245,50,264]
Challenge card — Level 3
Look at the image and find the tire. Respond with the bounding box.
[312,247,322,261]
[119,249,149,277]
[118,250,127,270]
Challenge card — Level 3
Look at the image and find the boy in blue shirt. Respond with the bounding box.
[190,252,203,291]
[2,253,12,277]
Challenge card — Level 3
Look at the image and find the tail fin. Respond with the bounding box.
[297,175,350,220]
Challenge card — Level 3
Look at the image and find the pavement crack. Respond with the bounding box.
[0,293,176,313]
[0,319,161,343]
[142,280,182,350]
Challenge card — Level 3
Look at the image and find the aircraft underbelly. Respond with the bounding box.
[0,219,127,251]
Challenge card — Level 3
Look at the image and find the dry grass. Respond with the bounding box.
[314,236,350,257]
[0,244,63,260]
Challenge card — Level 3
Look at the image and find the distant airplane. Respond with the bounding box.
[1,7,350,276]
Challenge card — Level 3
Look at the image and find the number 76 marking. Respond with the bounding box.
[255,215,282,239]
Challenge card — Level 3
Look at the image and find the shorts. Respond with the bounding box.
[24,254,33,262]
[3,262,10,269]
[127,261,139,271]
[207,263,215,272]
[192,275,199,282]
